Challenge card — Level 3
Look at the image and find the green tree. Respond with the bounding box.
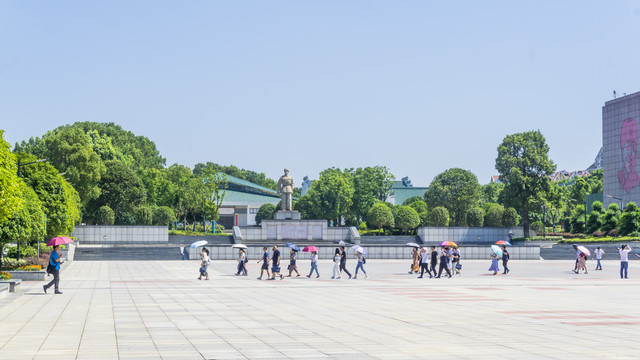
[408,200,427,214]
[586,201,604,234]
[96,205,115,225]
[395,205,420,234]
[428,206,450,226]
[618,202,640,236]
[166,164,193,228]
[502,207,519,227]
[481,182,504,205]
[530,220,544,234]
[152,206,176,226]
[570,205,586,234]
[495,131,556,237]
[0,131,24,224]
[255,203,276,225]
[466,207,484,227]
[570,177,591,204]
[424,168,481,226]
[297,169,354,224]
[600,203,620,234]
[402,196,424,206]
[135,206,154,225]
[90,160,146,225]
[367,202,394,234]
[483,203,504,227]
[0,181,45,259]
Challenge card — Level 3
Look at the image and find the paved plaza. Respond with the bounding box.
[0,259,638,360]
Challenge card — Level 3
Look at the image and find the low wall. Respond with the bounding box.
[8,271,46,281]
[187,245,539,261]
[73,225,168,244]
[169,235,234,245]
[237,222,357,243]
[418,227,524,245]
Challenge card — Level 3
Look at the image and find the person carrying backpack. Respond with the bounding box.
[43,245,63,294]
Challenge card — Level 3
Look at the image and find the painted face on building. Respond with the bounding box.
[618,118,640,192]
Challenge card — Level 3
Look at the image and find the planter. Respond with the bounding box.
[8,271,46,281]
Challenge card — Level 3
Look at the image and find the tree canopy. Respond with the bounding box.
[424,168,481,226]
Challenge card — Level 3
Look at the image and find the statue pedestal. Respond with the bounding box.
[274,210,301,220]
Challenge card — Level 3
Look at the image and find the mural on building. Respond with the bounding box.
[618,117,640,192]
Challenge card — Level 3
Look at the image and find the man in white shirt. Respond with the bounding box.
[619,244,631,279]
[594,247,605,270]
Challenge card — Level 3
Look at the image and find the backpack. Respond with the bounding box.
[244,256,249,264]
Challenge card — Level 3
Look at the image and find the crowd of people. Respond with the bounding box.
[573,244,634,279]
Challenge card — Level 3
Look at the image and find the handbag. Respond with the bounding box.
[46,263,55,274]
[455,262,462,270]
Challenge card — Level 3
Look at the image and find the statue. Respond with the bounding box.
[277,168,294,211]
[301,175,313,196]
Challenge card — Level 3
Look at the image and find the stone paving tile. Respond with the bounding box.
[0,260,638,359]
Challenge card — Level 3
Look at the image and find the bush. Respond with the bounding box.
[358,222,367,231]
[97,205,115,225]
[153,206,176,226]
[503,207,519,227]
[0,258,27,270]
[395,206,421,234]
[629,231,640,238]
[255,203,276,225]
[0,271,11,280]
[465,207,484,227]
[134,206,153,225]
[592,231,605,238]
[16,264,41,271]
[530,221,544,234]
[428,207,450,227]
[6,246,38,259]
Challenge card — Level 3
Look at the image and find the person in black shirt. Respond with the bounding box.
[339,246,352,279]
[435,246,452,278]
[501,245,510,274]
[430,246,438,276]
[269,245,283,280]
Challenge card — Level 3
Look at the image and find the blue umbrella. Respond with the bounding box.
[491,245,503,258]
[286,242,300,252]
[190,240,208,248]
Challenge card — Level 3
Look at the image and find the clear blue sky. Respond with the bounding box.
[2,1,639,185]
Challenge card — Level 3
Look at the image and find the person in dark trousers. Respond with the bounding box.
[430,246,438,276]
[418,247,432,278]
[269,245,283,280]
[43,245,63,294]
[339,246,352,279]
[501,245,510,274]
[257,246,270,280]
[436,246,452,278]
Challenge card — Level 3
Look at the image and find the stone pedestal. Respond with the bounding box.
[274,210,301,220]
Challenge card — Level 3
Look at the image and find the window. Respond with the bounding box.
[249,208,259,214]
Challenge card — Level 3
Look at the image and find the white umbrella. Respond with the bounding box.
[405,242,420,248]
[190,240,208,248]
[232,244,248,249]
[352,245,367,255]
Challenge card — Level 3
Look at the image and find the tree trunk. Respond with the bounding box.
[523,206,530,238]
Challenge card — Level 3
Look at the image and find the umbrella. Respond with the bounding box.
[495,240,511,246]
[232,244,248,249]
[190,240,208,248]
[47,236,74,247]
[352,245,367,255]
[405,242,420,248]
[333,240,350,246]
[491,245,503,258]
[302,246,319,252]
[577,245,591,256]
[286,242,301,252]
[440,241,458,248]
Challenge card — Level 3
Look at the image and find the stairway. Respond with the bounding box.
[74,245,184,261]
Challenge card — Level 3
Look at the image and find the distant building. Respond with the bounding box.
[603,91,640,208]
[217,174,281,228]
[387,176,428,205]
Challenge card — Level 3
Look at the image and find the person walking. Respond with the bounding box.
[43,245,63,294]
[594,246,605,270]
[418,247,432,278]
[410,248,420,274]
[270,245,283,280]
[451,247,461,276]
[236,249,247,276]
[306,251,320,278]
[198,248,210,280]
[257,246,270,280]
[339,246,352,279]
[353,250,368,279]
[489,253,500,275]
[575,252,588,274]
[435,246,452,278]
[573,245,581,272]
[287,248,301,277]
[331,248,342,279]
[620,244,631,279]
[501,245,510,274]
[429,246,438,276]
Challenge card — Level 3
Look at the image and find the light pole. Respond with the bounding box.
[16,158,46,261]
[542,204,546,239]
[606,195,623,213]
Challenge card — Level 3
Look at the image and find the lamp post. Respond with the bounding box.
[542,204,546,239]
[606,195,623,213]
[16,158,46,261]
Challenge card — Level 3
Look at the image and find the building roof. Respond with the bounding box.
[222,189,281,206]
[393,187,428,205]
[220,173,279,196]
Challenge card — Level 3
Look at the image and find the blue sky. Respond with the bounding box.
[2,1,639,185]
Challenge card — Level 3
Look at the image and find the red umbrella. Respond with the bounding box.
[47,236,74,247]
[495,240,511,246]
[302,246,319,252]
